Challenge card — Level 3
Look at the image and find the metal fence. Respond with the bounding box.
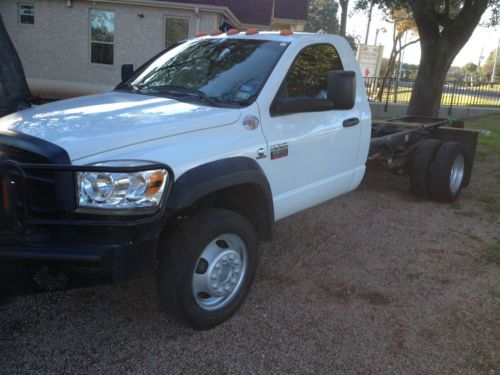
[364,77,500,111]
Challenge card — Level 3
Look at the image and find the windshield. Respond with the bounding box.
[117,38,289,107]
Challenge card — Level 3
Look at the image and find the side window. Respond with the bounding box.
[165,17,189,48]
[282,44,343,99]
[90,9,115,65]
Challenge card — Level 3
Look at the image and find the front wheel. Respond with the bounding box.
[157,209,258,330]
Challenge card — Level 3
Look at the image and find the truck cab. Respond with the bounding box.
[0,31,370,329]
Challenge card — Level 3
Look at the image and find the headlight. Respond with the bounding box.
[77,161,168,210]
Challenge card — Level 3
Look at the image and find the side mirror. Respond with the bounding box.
[328,71,356,109]
[121,64,134,82]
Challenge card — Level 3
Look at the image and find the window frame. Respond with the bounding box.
[270,43,344,117]
[89,8,115,66]
[163,16,190,48]
[17,2,35,26]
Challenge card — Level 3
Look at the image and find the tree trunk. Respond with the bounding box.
[407,40,453,116]
[0,14,32,114]
[407,0,489,117]
[339,0,348,36]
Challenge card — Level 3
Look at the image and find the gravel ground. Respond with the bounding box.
[1,156,499,374]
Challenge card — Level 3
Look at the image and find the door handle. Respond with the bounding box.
[343,117,359,127]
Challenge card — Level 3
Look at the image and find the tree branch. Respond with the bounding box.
[400,37,420,50]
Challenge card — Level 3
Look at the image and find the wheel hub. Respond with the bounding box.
[192,234,248,311]
[207,250,242,297]
[449,153,465,195]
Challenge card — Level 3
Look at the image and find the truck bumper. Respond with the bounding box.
[0,225,162,298]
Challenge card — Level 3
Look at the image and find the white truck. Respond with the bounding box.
[0,31,477,329]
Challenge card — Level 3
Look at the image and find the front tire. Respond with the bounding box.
[157,209,258,330]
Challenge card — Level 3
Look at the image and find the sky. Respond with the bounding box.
[347,5,500,68]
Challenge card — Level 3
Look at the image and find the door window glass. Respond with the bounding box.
[283,44,343,99]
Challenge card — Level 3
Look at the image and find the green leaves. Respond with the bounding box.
[304,0,340,34]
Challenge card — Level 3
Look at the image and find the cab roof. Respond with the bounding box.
[198,31,342,44]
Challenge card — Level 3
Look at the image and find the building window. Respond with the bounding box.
[90,9,114,65]
[165,17,189,48]
[18,3,35,25]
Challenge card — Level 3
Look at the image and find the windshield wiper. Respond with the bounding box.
[116,82,140,92]
[139,85,219,107]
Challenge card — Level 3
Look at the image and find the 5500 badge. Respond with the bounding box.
[270,143,288,160]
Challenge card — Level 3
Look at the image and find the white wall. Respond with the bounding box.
[0,0,219,97]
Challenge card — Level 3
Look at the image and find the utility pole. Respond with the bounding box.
[364,3,374,45]
[397,31,409,80]
[491,38,500,84]
[374,28,381,45]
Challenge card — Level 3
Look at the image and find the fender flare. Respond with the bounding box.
[166,157,275,240]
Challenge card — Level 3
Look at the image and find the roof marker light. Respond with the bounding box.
[210,29,223,36]
[280,29,293,36]
[246,28,259,35]
[196,31,208,37]
[227,28,240,35]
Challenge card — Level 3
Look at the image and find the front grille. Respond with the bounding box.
[1,145,59,220]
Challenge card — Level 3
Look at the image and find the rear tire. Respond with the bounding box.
[157,209,258,330]
[430,141,466,202]
[410,139,442,199]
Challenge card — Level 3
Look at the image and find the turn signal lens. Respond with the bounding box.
[210,29,223,36]
[145,171,165,196]
[227,28,240,35]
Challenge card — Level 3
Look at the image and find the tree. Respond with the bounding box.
[356,0,500,116]
[305,0,340,34]
[339,0,349,36]
[0,14,32,114]
[481,48,500,81]
[462,62,478,73]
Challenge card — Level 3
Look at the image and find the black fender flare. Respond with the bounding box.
[166,157,275,241]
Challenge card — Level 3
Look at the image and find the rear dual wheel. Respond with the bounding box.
[411,140,466,202]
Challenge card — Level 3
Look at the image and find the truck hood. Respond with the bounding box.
[0,92,241,161]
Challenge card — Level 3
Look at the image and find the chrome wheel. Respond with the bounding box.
[192,234,248,311]
[449,153,465,195]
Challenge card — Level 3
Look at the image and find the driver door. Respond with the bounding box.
[258,43,361,219]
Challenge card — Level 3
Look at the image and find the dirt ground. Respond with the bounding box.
[1,155,499,374]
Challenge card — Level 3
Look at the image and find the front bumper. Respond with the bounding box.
[0,130,176,298]
[0,224,163,298]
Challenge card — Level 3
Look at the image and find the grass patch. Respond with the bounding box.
[407,272,424,280]
[466,233,482,242]
[464,114,500,157]
[456,210,481,218]
[419,327,438,340]
[466,342,497,371]
[483,242,500,265]
[488,287,500,298]
[478,195,500,216]
[438,276,451,284]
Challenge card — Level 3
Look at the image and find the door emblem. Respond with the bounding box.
[270,143,288,160]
